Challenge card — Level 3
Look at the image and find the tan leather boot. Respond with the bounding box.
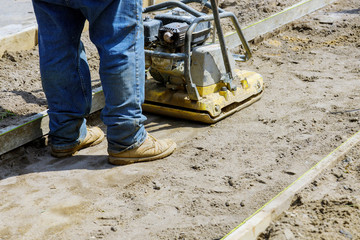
[51,126,105,158]
[108,134,176,165]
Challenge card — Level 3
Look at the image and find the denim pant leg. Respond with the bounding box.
[32,1,91,149]
[84,0,147,153]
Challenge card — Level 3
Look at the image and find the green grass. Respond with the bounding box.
[0,110,16,120]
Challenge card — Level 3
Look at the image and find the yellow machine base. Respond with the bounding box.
[143,70,264,123]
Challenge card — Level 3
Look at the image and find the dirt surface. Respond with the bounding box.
[1,0,360,239]
[258,145,360,240]
[0,34,100,127]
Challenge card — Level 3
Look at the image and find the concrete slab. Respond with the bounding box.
[0,0,36,37]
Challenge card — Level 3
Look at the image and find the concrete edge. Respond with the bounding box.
[0,86,104,155]
[227,0,337,49]
[0,25,38,56]
[222,130,360,240]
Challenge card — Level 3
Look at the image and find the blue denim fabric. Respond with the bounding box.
[32,0,147,153]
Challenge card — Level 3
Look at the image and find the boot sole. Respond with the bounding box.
[108,142,176,165]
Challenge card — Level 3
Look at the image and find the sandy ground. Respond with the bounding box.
[0,0,360,239]
[259,146,360,240]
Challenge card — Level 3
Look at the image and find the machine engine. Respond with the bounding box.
[144,8,211,88]
[142,1,264,123]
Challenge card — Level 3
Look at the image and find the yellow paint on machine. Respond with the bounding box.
[143,70,264,123]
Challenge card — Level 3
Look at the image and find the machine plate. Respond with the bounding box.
[143,70,264,123]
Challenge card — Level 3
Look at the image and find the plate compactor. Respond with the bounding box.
[142,0,264,123]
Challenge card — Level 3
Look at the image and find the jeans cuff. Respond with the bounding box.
[107,131,147,154]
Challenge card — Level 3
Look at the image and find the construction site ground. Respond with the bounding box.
[0,0,359,239]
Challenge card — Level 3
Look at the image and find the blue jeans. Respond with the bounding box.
[32,0,147,153]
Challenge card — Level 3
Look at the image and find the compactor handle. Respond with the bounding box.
[209,0,235,89]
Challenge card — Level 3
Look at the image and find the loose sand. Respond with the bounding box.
[0,0,359,239]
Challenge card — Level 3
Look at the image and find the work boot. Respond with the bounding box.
[51,126,105,158]
[108,134,176,165]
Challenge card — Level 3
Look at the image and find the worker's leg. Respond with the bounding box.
[83,0,147,153]
[32,0,92,150]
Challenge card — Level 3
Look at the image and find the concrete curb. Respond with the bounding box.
[222,129,360,240]
[0,25,37,56]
